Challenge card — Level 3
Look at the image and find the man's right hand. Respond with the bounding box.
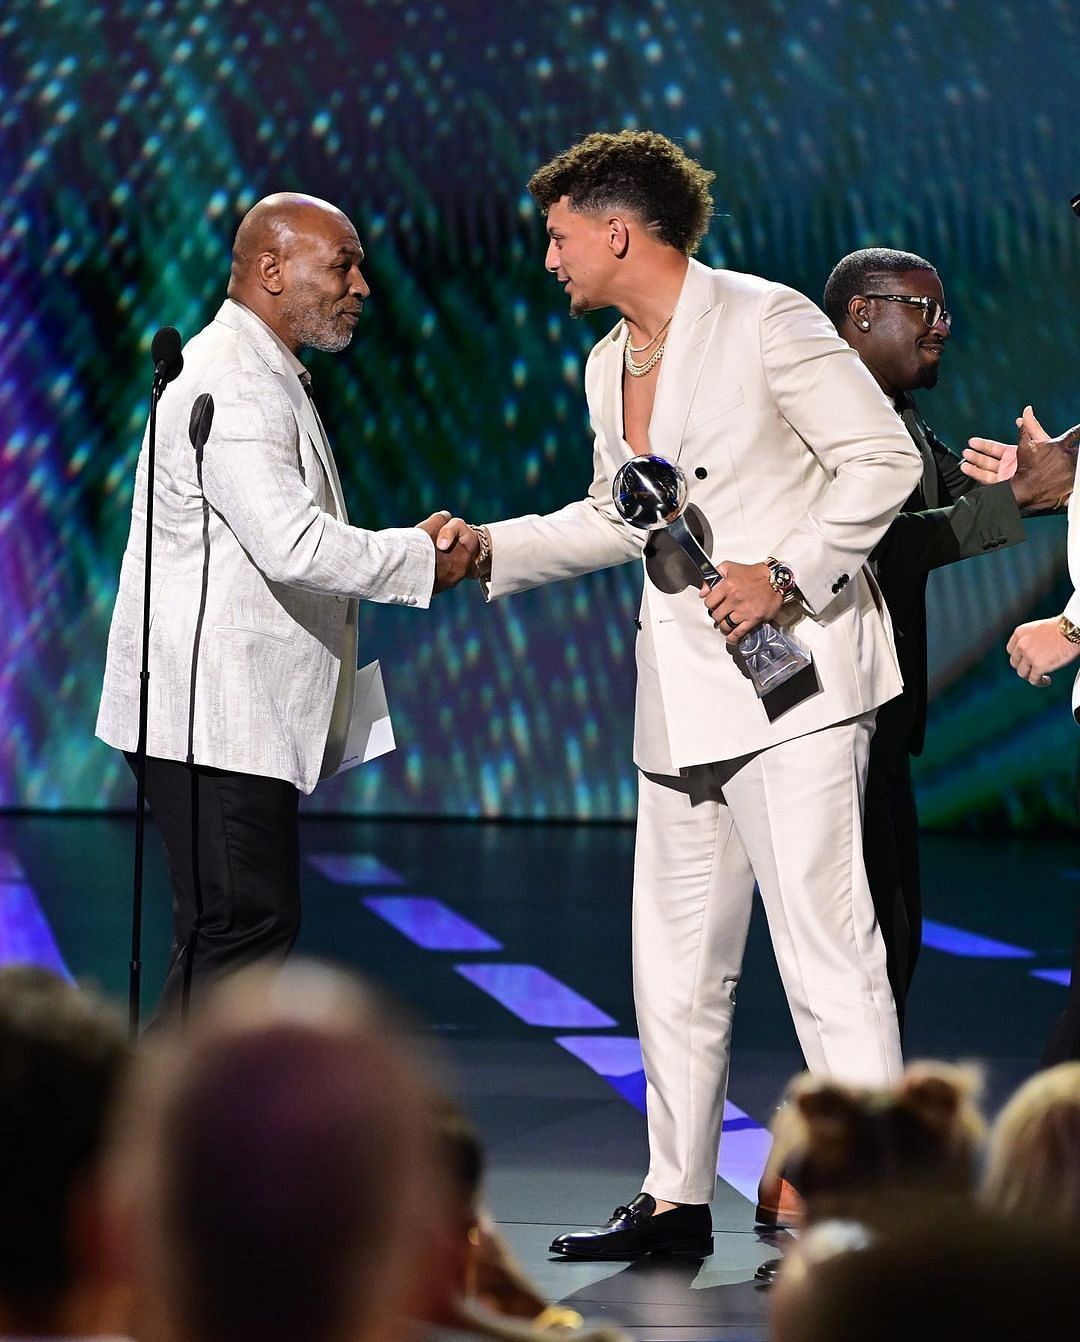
[415,511,481,592]
[963,406,1079,511]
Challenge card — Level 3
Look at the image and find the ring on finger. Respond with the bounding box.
[723,612,737,631]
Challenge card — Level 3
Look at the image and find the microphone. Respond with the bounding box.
[188,393,215,454]
[151,326,183,385]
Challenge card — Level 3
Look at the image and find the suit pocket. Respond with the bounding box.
[686,383,745,432]
[214,623,296,646]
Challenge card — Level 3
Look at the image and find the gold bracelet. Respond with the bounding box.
[469,524,491,578]
[1058,615,1080,646]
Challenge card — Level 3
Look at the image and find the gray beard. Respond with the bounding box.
[293,316,353,354]
[281,296,354,353]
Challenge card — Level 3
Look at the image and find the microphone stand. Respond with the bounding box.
[129,359,172,1036]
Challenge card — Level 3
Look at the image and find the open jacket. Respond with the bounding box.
[484,260,923,772]
[97,300,434,793]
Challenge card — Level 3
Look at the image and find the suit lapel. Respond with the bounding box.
[593,321,627,455]
[278,372,349,523]
[648,260,725,463]
[594,260,726,466]
[301,393,349,522]
[217,302,349,522]
[899,398,938,509]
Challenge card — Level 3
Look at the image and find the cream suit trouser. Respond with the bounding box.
[634,713,903,1205]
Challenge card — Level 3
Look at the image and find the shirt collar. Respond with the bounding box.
[225,299,308,381]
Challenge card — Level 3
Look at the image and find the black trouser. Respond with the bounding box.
[1042,904,1080,1066]
[862,739,921,1038]
[127,754,301,1026]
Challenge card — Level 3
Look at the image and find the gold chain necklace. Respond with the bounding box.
[626,312,674,354]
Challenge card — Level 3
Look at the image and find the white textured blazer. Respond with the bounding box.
[485,260,923,773]
[96,300,435,794]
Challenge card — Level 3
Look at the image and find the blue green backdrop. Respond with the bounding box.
[2,0,1077,825]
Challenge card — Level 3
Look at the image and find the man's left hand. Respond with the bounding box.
[1007,617,1080,686]
[701,561,783,644]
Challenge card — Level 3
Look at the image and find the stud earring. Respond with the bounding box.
[860,321,870,330]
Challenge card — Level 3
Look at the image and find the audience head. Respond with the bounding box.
[0,965,131,1336]
[771,1208,1077,1342]
[769,1061,985,1226]
[982,1060,1080,1234]
[109,959,442,1342]
[427,1096,554,1330]
[824,246,949,396]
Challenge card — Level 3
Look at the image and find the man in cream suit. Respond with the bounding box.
[97,193,477,1023]
[462,132,922,1256]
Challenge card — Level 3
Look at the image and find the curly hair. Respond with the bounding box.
[823,247,937,330]
[527,130,714,256]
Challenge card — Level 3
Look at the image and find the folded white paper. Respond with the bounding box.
[332,660,395,775]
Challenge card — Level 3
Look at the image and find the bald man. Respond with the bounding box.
[97,194,478,1023]
[107,961,443,1342]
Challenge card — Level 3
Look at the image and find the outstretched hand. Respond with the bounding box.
[415,511,480,592]
[963,406,1078,511]
[960,433,1017,486]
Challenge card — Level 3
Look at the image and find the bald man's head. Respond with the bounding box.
[108,962,442,1342]
[226,193,369,354]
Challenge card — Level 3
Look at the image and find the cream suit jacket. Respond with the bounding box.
[1062,456,1080,721]
[96,301,435,794]
[485,260,923,772]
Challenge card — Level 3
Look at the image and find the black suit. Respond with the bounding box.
[866,394,1026,1032]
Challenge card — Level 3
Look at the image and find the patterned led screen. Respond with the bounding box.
[2,0,1078,826]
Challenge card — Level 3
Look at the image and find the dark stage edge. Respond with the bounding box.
[1,814,1076,1341]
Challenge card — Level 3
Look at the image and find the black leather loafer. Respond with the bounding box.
[549,1192,713,1260]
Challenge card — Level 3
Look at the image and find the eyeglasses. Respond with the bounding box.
[862,293,952,330]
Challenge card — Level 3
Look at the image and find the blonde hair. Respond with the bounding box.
[982,1062,1080,1234]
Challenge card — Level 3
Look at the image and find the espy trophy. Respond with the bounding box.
[612,454,812,697]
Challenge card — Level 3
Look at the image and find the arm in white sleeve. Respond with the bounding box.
[760,287,923,614]
[199,371,436,606]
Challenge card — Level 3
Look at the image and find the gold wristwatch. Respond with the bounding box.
[1058,614,1080,646]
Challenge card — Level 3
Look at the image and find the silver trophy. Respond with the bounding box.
[612,455,812,697]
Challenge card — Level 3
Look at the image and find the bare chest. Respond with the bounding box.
[622,366,660,456]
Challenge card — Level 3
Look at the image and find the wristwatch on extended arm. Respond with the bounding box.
[1058,614,1080,646]
[765,556,800,604]
[470,524,492,581]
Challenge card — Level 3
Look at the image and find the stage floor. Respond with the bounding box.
[1,813,1076,1340]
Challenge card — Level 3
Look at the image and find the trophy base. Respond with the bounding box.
[735,623,813,699]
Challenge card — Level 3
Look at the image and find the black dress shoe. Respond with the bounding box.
[549,1193,713,1260]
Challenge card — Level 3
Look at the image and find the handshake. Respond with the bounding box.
[416,512,486,593]
[961,406,1079,512]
